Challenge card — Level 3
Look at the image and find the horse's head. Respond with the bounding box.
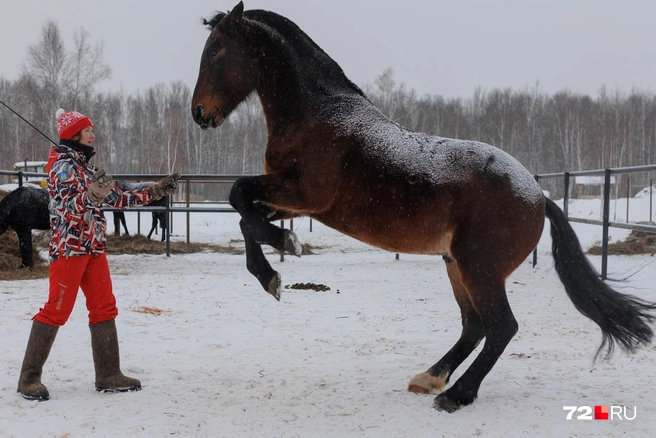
[191,1,259,129]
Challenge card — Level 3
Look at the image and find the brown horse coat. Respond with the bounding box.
[191,2,655,413]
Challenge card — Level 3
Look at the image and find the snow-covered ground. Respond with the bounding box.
[1,194,655,437]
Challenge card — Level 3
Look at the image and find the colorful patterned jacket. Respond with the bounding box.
[46,144,154,262]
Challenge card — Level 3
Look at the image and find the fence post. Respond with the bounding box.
[280,220,285,262]
[17,170,23,187]
[165,195,171,258]
[532,175,539,267]
[601,169,611,280]
[650,178,653,223]
[186,178,191,244]
[563,172,570,218]
[626,176,630,223]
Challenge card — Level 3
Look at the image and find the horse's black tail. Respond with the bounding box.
[544,197,656,361]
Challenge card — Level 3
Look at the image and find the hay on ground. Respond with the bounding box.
[587,227,656,256]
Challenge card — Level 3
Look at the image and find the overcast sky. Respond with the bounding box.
[2,0,656,99]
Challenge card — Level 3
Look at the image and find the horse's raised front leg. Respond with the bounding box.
[239,218,282,300]
[229,175,303,300]
[408,260,484,395]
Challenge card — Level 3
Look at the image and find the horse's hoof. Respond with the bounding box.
[284,230,302,257]
[408,372,447,394]
[432,387,475,413]
[432,393,461,413]
[267,272,282,301]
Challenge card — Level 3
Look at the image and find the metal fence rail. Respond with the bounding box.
[2,167,655,273]
[535,164,656,279]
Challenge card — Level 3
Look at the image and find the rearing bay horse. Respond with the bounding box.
[191,2,656,412]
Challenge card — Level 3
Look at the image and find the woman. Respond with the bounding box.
[17,108,179,401]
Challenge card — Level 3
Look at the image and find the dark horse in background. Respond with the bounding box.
[113,211,129,235]
[0,181,157,269]
[111,181,153,236]
[0,186,49,269]
[110,181,169,241]
[146,196,168,242]
[191,2,656,412]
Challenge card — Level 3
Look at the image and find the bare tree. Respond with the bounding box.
[24,21,69,132]
[68,28,112,108]
[22,20,111,132]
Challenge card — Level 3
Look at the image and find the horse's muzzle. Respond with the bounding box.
[192,104,221,130]
[192,104,208,129]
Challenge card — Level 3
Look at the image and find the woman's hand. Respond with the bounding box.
[148,173,180,200]
[88,169,116,203]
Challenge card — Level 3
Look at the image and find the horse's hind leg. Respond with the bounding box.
[433,265,518,413]
[16,228,35,270]
[408,261,484,394]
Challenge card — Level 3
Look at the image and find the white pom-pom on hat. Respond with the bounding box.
[56,108,65,119]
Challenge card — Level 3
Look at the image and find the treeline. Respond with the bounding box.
[0,80,268,200]
[2,24,655,200]
[365,69,656,197]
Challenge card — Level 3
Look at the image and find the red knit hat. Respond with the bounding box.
[56,108,93,140]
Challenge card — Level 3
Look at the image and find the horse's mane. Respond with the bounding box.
[204,9,367,99]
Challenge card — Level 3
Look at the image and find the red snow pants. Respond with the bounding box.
[33,253,118,326]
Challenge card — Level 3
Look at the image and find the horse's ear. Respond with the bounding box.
[222,1,244,34]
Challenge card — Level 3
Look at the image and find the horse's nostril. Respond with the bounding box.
[192,104,205,123]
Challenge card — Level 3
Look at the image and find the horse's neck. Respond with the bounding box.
[255,60,306,134]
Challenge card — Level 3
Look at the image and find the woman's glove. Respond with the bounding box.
[148,173,180,200]
[88,169,116,203]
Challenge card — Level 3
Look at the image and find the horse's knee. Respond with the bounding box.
[228,179,246,208]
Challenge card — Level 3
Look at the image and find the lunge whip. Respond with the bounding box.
[0,99,58,146]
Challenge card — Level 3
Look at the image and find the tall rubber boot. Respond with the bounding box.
[90,319,141,392]
[17,321,59,401]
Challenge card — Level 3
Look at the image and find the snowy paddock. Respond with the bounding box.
[1,203,655,437]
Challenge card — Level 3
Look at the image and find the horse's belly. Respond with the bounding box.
[356,229,453,255]
[313,210,454,256]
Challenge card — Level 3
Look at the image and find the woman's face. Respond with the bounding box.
[78,126,95,146]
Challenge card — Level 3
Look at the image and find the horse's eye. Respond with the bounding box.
[208,48,219,57]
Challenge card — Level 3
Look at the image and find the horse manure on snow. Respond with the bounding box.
[285,283,331,292]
